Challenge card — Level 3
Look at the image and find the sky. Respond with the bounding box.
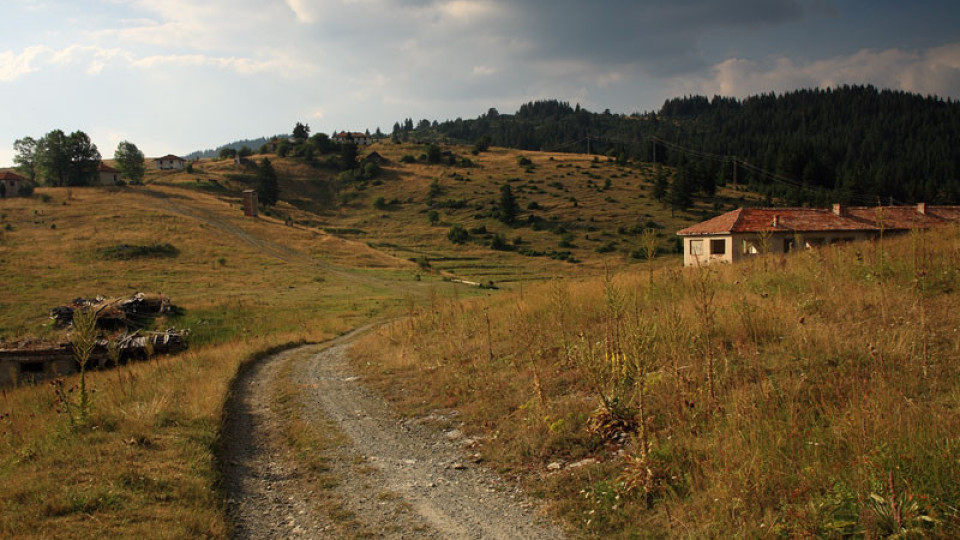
[1,0,959,167]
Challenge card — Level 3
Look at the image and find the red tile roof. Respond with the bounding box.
[0,171,25,181]
[98,163,118,173]
[155,154,185,161]
[677,205,960,236]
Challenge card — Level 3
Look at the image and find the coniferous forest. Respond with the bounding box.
[407,86,960,206]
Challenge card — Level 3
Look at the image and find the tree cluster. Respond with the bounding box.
[14,130,101,187]
[408,87,960,205]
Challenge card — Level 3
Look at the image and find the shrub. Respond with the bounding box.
[98,243,180,260]
[400,154,416,164]
[490,234,511,251]
[447,224,469,244]
[595,241,618,254]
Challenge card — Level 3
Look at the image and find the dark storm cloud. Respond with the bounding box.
[505,0,809,75]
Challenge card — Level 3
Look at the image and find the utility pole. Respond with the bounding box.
[732,157,738,187]
[586,135,591,155]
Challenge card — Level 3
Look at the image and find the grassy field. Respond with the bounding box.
[0,143,760,538]
[147,142,757,285]
[351,223,960,537]
[0,182,476,537]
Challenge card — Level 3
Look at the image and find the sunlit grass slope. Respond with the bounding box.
[351,225,960,538]
[0,184,464,538]
[149,143,757,285]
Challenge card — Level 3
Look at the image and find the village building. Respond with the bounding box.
[677,203,960,267]
[97,163,121,185]
[0,171,26,198]
[155,154,186,170]
[362,151,388,165]
[332,131,372,145]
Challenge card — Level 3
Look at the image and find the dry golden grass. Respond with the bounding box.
[0,183,463,538]
[162,143,752,287]
[0,145,767,537]
[351,224,960,537]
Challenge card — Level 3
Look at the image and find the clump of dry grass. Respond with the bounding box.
[351,224,960,537]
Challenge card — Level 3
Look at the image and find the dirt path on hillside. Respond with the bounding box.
[140,187,329,268]
[221,333,566,539]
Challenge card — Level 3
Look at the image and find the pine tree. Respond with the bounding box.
[257,158,279,206]
[498,184,519,224]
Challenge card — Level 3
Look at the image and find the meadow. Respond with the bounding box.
[0,181,466,537]
[351,223,960,537]
[2,141,926,538]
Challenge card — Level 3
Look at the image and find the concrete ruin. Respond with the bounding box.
[1,292,189,388]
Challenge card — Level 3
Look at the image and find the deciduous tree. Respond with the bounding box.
[114,141,145,184]
[13,137,38,182]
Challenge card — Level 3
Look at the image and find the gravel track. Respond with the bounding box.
[222,332,566,539]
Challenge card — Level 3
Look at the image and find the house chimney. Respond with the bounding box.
[832,203,845,216]
[917,202,927,215]
[772,215,780,227]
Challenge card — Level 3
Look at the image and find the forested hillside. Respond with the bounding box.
[411,86,960,206]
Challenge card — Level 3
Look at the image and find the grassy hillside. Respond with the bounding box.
[0,184,474,537]
[0,144,756,537]
[149,142,756,285]
[351,224,960,537]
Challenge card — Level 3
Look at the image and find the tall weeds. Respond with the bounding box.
[352,225,960,538]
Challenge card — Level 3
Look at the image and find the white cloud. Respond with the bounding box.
[0,46,48,81]
[677,43,960,99]
[1,43,302,80]
[438,0,500,21]
[286,0,319,23]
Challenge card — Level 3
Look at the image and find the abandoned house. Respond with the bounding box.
[677,203,960,267]
[97,163,122,185]
[332,131,372,145]
[0,171,26,198]
[155,154,186,170]
[362,151,388,165]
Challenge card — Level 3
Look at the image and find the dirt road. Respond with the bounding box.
[221,333,566,539]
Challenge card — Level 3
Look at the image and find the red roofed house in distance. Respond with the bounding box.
[676,203,960,267]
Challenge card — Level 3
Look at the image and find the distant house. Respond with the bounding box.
[362,151,388,165]
[0,171,26,198]
[97,163,121,186]
[332,131,372,146]
[155,154,186,170]
[677,203,960,267]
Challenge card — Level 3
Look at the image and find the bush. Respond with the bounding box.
[98,243,180,260]
[400,154,416,164]
[447,224,469,244]
[490,234,510,251]
[373,197,388,210]
[517,156,532,167]
[595,241,618,254]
